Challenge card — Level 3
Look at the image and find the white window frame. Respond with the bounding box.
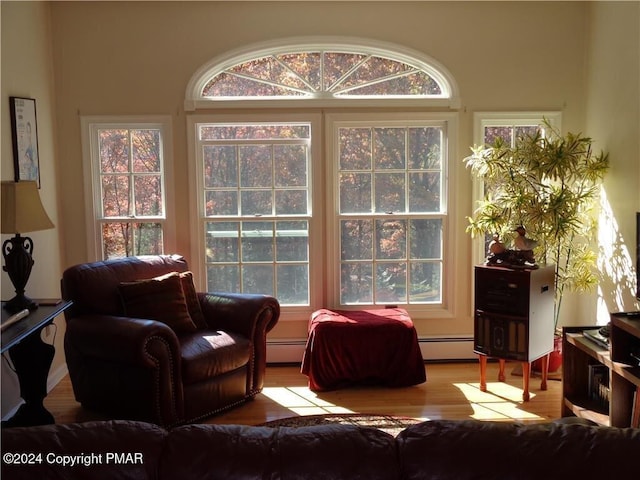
[470,112,562,266]
[187,113,323,322]
[80,115,176,261]
[326,112,457,318]
[184,36,460,110]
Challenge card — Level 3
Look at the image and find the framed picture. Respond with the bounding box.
[9,96,40,187]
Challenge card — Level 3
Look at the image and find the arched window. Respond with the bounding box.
[185,37,459,109]
[186,38,458,320]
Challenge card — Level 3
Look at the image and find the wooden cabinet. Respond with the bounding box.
[473,265,555,401]
[561,312,640,427]
[474,265,555,362]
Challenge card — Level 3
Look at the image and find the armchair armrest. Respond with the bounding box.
[65,314,181,366]
[198,292,280,338]
[64,314,185,426]
[199,292,280,394]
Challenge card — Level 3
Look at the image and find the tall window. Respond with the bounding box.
[194,121,313,305]
[332,117,449,305]
[82,117,174,260]
[470,113,561,264]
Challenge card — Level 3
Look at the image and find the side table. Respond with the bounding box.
[1,299,72,428]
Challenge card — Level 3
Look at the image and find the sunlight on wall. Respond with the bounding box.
[454,382,543,421]
[597,187,638,323]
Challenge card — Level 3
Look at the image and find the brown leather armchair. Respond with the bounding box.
[61,254,279,427]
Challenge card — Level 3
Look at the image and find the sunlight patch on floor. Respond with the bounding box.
[261,387,354,416]
[454,382,544,421]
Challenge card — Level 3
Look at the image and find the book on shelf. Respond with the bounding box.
[587,364,610,408]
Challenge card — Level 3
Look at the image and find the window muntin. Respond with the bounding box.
[86,123,169,259]
[197,122,312,306]
[335,121,447,306]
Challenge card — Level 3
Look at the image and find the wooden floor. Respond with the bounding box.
[44,361,562,426]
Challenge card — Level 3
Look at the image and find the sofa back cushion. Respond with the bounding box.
[397,419,640,480]
[61,255,189,318]
[1,420,166,480]
[160,424,399,480]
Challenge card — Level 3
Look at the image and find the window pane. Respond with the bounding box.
[204,145,237,188]
[275,190,307,215]
[102,223,131,259]
[200,124,310,140]
[206,221,239,262]
[410,219,442,259]
[484,126,512,145]
[274,145,307,187]
[207,265,240,292]
[134,175,163,216]
[206,191,238,216]
[409,127,441,169]
[374,128,405,169]
[374,173,405,213]
[102,175,130,217]
[241,191,272,216]
[99,129,129,173]
[276,221,308,261]
[277,264,309,305]
[410,262,441,303]
[340,173,371,213]
[324,52,368,91]
[102,222,163,259]
[409,172,440,212]
[339,128,371,170]
[376,219,406,260]
[340,263,373,304]
[240,145,272,187]
[241,222,273,262]
[132,129,161,173]
[376,262,407,303]
[278,52,322,91]
[134,223,163,255]
[242,265,274,295]
[341,220,372,260]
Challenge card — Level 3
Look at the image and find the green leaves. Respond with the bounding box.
[464,119,609,328]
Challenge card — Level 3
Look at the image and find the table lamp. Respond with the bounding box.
[1,181,54,313]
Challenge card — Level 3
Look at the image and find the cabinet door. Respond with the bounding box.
[474,267,530,317]
[474,310,528,361]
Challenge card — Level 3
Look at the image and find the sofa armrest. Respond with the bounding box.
[65,314,181,366]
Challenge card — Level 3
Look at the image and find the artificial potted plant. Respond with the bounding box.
[464,120,609,372]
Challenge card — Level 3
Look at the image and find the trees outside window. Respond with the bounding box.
[82,117,174,260]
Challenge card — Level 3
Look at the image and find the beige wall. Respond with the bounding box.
[1,1,65,417]
[1,1,638,415]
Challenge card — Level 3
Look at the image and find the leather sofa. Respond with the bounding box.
[2,419,638,479]
[61,255,279,427]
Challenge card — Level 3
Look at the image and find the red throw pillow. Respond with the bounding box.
[119,272,197,334]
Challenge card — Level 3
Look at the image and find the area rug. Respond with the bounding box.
[259,413,424,437]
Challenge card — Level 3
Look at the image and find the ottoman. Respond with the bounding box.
[301,308,426,391]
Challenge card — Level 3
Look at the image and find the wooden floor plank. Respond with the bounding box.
[44,361,562,425]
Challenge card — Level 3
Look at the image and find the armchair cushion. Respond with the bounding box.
[180,331,251,384]
[119,272,197,334]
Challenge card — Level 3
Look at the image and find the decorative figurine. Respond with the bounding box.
[512,225,537,265]
[485,227,538,269]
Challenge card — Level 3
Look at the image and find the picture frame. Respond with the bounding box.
[9,96,40,188]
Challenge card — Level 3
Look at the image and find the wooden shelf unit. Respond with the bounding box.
[561,313,640,427]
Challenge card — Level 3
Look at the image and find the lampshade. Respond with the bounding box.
[1,181,54,234]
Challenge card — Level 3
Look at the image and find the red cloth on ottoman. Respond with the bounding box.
[301,308,426,391]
